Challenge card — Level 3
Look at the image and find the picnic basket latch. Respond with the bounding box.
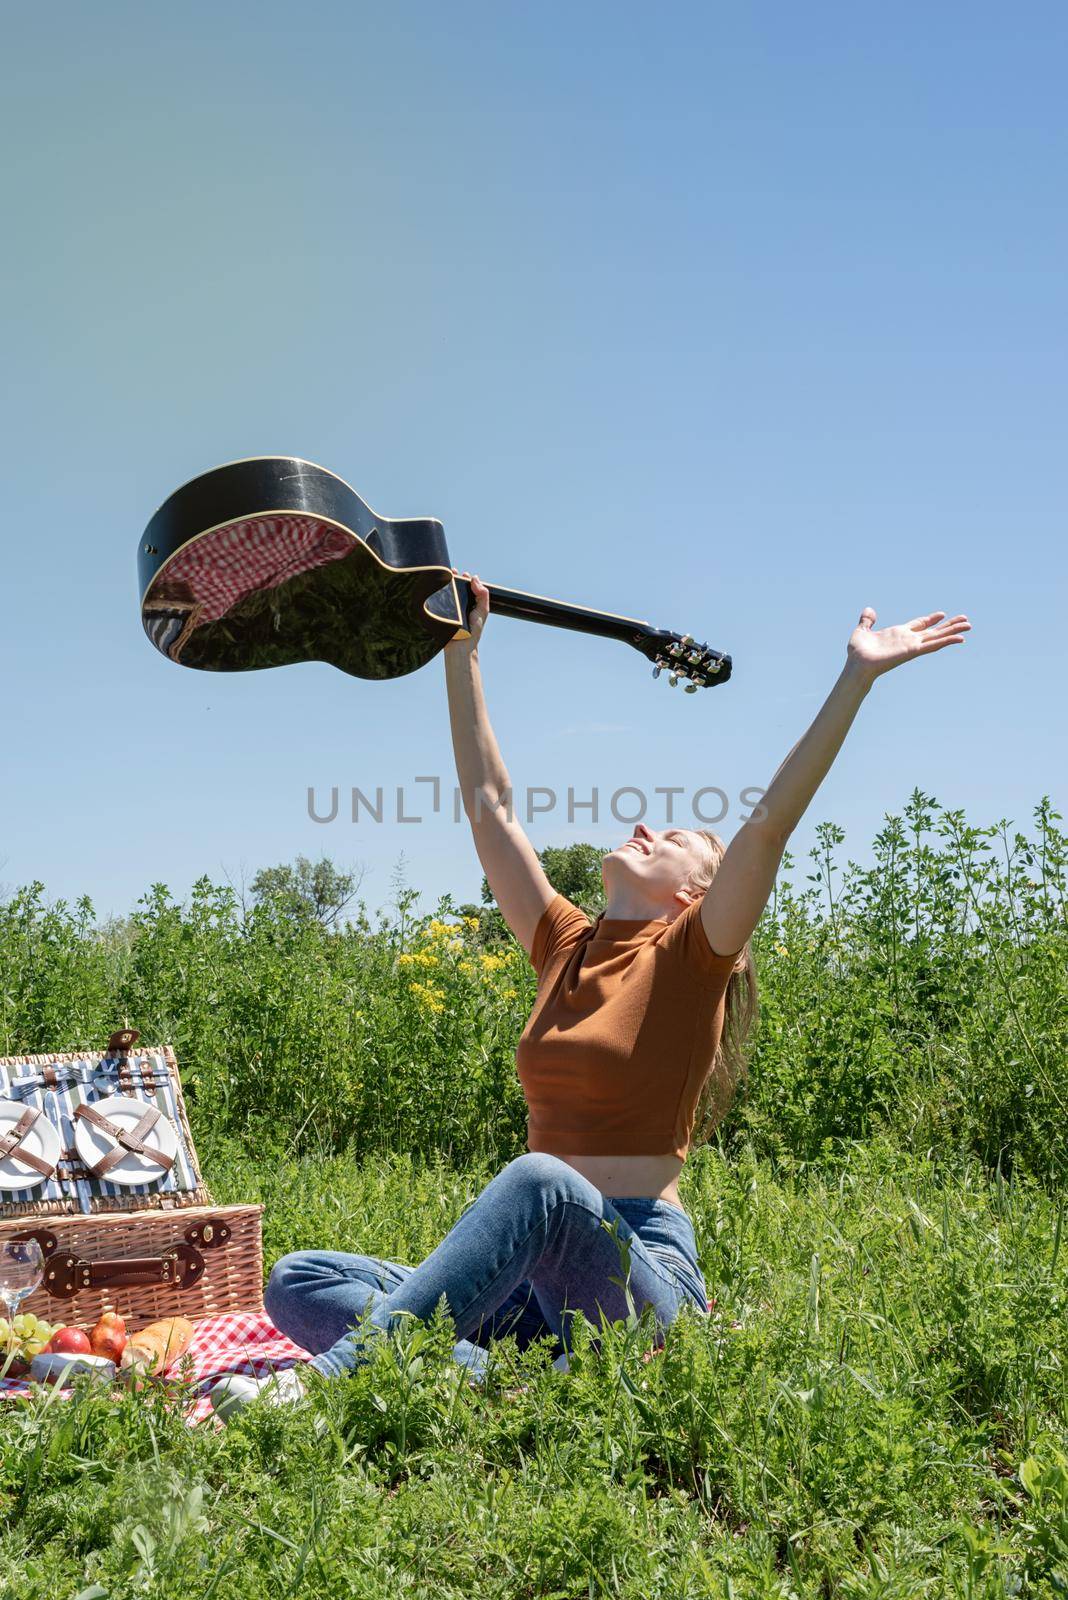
[42,1241,205,1297]
[184,1216,232,1250]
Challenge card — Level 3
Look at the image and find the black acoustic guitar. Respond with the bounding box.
[138,457,732,691]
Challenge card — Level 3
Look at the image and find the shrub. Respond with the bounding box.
[0,793,1064,1182]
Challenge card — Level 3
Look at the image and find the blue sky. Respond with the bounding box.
[1,3,1065,921]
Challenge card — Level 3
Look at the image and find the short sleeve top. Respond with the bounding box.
[515,892,741,1159]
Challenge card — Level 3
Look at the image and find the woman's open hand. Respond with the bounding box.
[847,607,971,683]
[449,569,490,650]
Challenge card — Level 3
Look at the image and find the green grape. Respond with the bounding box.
[3,1312,56,1358]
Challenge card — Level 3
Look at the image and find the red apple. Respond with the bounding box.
[47,1326,92,1355]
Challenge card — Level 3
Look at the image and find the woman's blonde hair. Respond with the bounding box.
[686,829,759,1145]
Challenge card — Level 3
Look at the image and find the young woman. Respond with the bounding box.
[212,581,969,1416]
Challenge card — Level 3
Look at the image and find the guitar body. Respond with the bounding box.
[139,457,470,679]
[139,456,732,690]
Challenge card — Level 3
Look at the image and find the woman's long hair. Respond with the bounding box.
[688,829,759,1145]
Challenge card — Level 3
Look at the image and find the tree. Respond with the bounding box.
[478,840,608,924]
[249,856,364,928]
[534,843,608,914]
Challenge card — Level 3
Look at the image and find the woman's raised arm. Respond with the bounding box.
[700,606,971,958]
[444,572,556,955]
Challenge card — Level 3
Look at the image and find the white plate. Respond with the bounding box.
[0,1098,61,1192]
[72,1094,178,1188]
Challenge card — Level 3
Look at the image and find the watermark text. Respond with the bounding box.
[307,778,768,827]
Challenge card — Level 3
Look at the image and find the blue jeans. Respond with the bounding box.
[265,1152,709,1379]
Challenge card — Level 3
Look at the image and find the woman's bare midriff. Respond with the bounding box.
[554,1153,685,1211]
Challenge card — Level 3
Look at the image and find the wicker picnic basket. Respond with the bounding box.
[0,1034,263,1324]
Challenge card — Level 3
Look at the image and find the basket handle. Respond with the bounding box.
[42,1242,205,1297]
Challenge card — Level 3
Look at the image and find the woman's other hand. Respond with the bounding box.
[846,607,971,684]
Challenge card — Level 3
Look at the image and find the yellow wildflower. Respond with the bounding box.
[411,980,447,1015]
[397,950,439,970]
[480,953,506,973]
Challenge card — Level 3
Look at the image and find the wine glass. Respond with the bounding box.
[0,1239,44,1377]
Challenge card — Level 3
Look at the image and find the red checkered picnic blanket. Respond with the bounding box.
[0,1312,313,1425]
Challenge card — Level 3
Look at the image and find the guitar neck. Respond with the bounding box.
[480,583,649,649]
[447,576,732,688]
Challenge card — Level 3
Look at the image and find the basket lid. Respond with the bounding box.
[0,1047,211,1218]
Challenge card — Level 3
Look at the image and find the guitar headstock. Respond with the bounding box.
[639,629,732,691]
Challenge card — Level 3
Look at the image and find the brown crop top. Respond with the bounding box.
[515,891,742,1160]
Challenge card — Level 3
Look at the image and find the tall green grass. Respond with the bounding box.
[1,792,1064,1181]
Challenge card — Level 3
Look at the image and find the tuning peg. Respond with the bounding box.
[680,634,693,645]
[684,682,698,694]
[651,664,662,679]
[669,672,679,687]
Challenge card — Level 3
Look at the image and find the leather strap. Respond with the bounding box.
[77,1251,185,1287]
[0,1107,56,1178]
[73,1103,174,1177]
[44,1242,204,1296]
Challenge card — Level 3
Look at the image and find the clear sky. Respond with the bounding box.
[1,3,1065,921]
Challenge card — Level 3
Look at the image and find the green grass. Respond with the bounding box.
[3,1139,1068,1597]
[1,791,1066,1595]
